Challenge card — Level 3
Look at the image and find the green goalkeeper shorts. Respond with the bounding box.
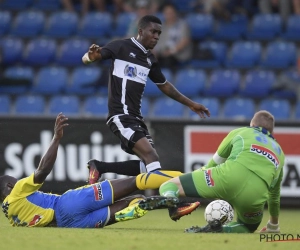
[179,163,268,226]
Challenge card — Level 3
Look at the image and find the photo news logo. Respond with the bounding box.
[260,234,300,242]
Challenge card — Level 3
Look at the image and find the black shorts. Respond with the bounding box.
[107,115,154,155]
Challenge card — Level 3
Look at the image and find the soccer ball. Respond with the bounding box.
[204,200,234,225]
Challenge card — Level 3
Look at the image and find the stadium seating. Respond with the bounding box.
[247,14,282,40]
[32,67,68,94]
[83,96,108,117]
[186,13,213,40]
[77,12,112,38]
[44,11,78,38]
[295,101,300,120]
[174,69,206,97]
[144,69,172,97]
[23,38,57,66]
[282,15,300,41]
[261,41,297,69]
[204,69,240,97]
[226,41,261,68]
[1,37,24,65]
[56,38,90,66]
[0,11,11,36]
[213,14,248,41]
[112,12,137,37]
[0,0,34,10]
[10,10,45,38]
[1,66,33,94]
[32,0,61,11]
[0,95,10,114]
[66,67,101,95]
[239,70,275,98]
[189,97,220,119]
[152,98,185,117]
[190,41,227,68]
[259,99,290,120]
[15,95,45,115]
[223,98,255,120]
[48,96,80,115]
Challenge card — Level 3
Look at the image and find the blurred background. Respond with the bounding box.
[1,0,300,120]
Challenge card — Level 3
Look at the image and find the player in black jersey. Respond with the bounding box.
[82,15,210,186]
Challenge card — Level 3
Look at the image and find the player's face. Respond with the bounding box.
[140,22,162,49]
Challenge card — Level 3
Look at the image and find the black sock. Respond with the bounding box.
[94,160,141,176]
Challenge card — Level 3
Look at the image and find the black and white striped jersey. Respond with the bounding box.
[100,37,166,121]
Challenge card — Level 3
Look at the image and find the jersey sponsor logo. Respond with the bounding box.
[28,214,42,226]
[93,183,103,201]
[129,52,136,58]
[124,65,137,78]
[243,210,263,218]
[250,144,279,169]
[204,169,214,187]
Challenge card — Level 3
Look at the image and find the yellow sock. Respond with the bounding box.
[135,170,183,190]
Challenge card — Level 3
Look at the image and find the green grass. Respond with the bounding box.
[1,208,300,250]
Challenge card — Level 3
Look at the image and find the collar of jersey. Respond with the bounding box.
[131,37,149,54]
[251,126,275,140]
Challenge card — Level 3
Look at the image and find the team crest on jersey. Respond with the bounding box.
[147,58,152,66]
[29,214,42,226]
[204,169,214,187]
[93,183,103,201]
[250,144,279,169]
[124,65,137,78]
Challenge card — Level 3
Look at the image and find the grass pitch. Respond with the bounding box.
[1,207,299,250]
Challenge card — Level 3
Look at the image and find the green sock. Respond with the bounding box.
[159,182,179,197]
[222,222,251,233]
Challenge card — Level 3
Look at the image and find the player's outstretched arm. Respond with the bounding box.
[34,113,69,184]
[82,44,102,64]
[158,81,210,118]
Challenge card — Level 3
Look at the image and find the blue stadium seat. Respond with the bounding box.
[204,70,240,97]
[23,38,56,66]
[0,95,11,114]
[295,101,300,120]
[239,70,275,98]
[247,14,281,40]
[141,97,150,117]
[172,0,194,13]
[66,67,101,95]
[0,66,33,94]
[226,41,261,68]
[10,10,45,38]
[259,99,290,120]
[15,95,45,115]
[44,12,78,38]
[0,11,11,36]
[1,38,24,65]
[49,96,80,115]
[189,97,220,119]
[112,12,137,37]
[0,0,34,10]
[56,38,90,66]
[32,67,68,94]
[174,69,206,97]
[213,14,248,41]
[223,98,255,120]
[77,12,112,38]
[32,0,61,11]
[190,41,227,68]
[144,69,173,97]
[186,13,213,40]
[261,41,297,69]
[83,96,108,117]
[152,98,185,118]
[282,15,300,41]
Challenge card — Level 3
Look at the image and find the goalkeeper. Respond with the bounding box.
[139,110,285,233]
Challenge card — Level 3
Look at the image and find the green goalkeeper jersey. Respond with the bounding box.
[205,126,285,189]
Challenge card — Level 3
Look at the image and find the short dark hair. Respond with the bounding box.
[137,15,162,30]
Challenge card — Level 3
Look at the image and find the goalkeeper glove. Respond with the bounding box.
[259,220,280,233]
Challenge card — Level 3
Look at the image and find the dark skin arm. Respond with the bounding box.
[34,113,69,184]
